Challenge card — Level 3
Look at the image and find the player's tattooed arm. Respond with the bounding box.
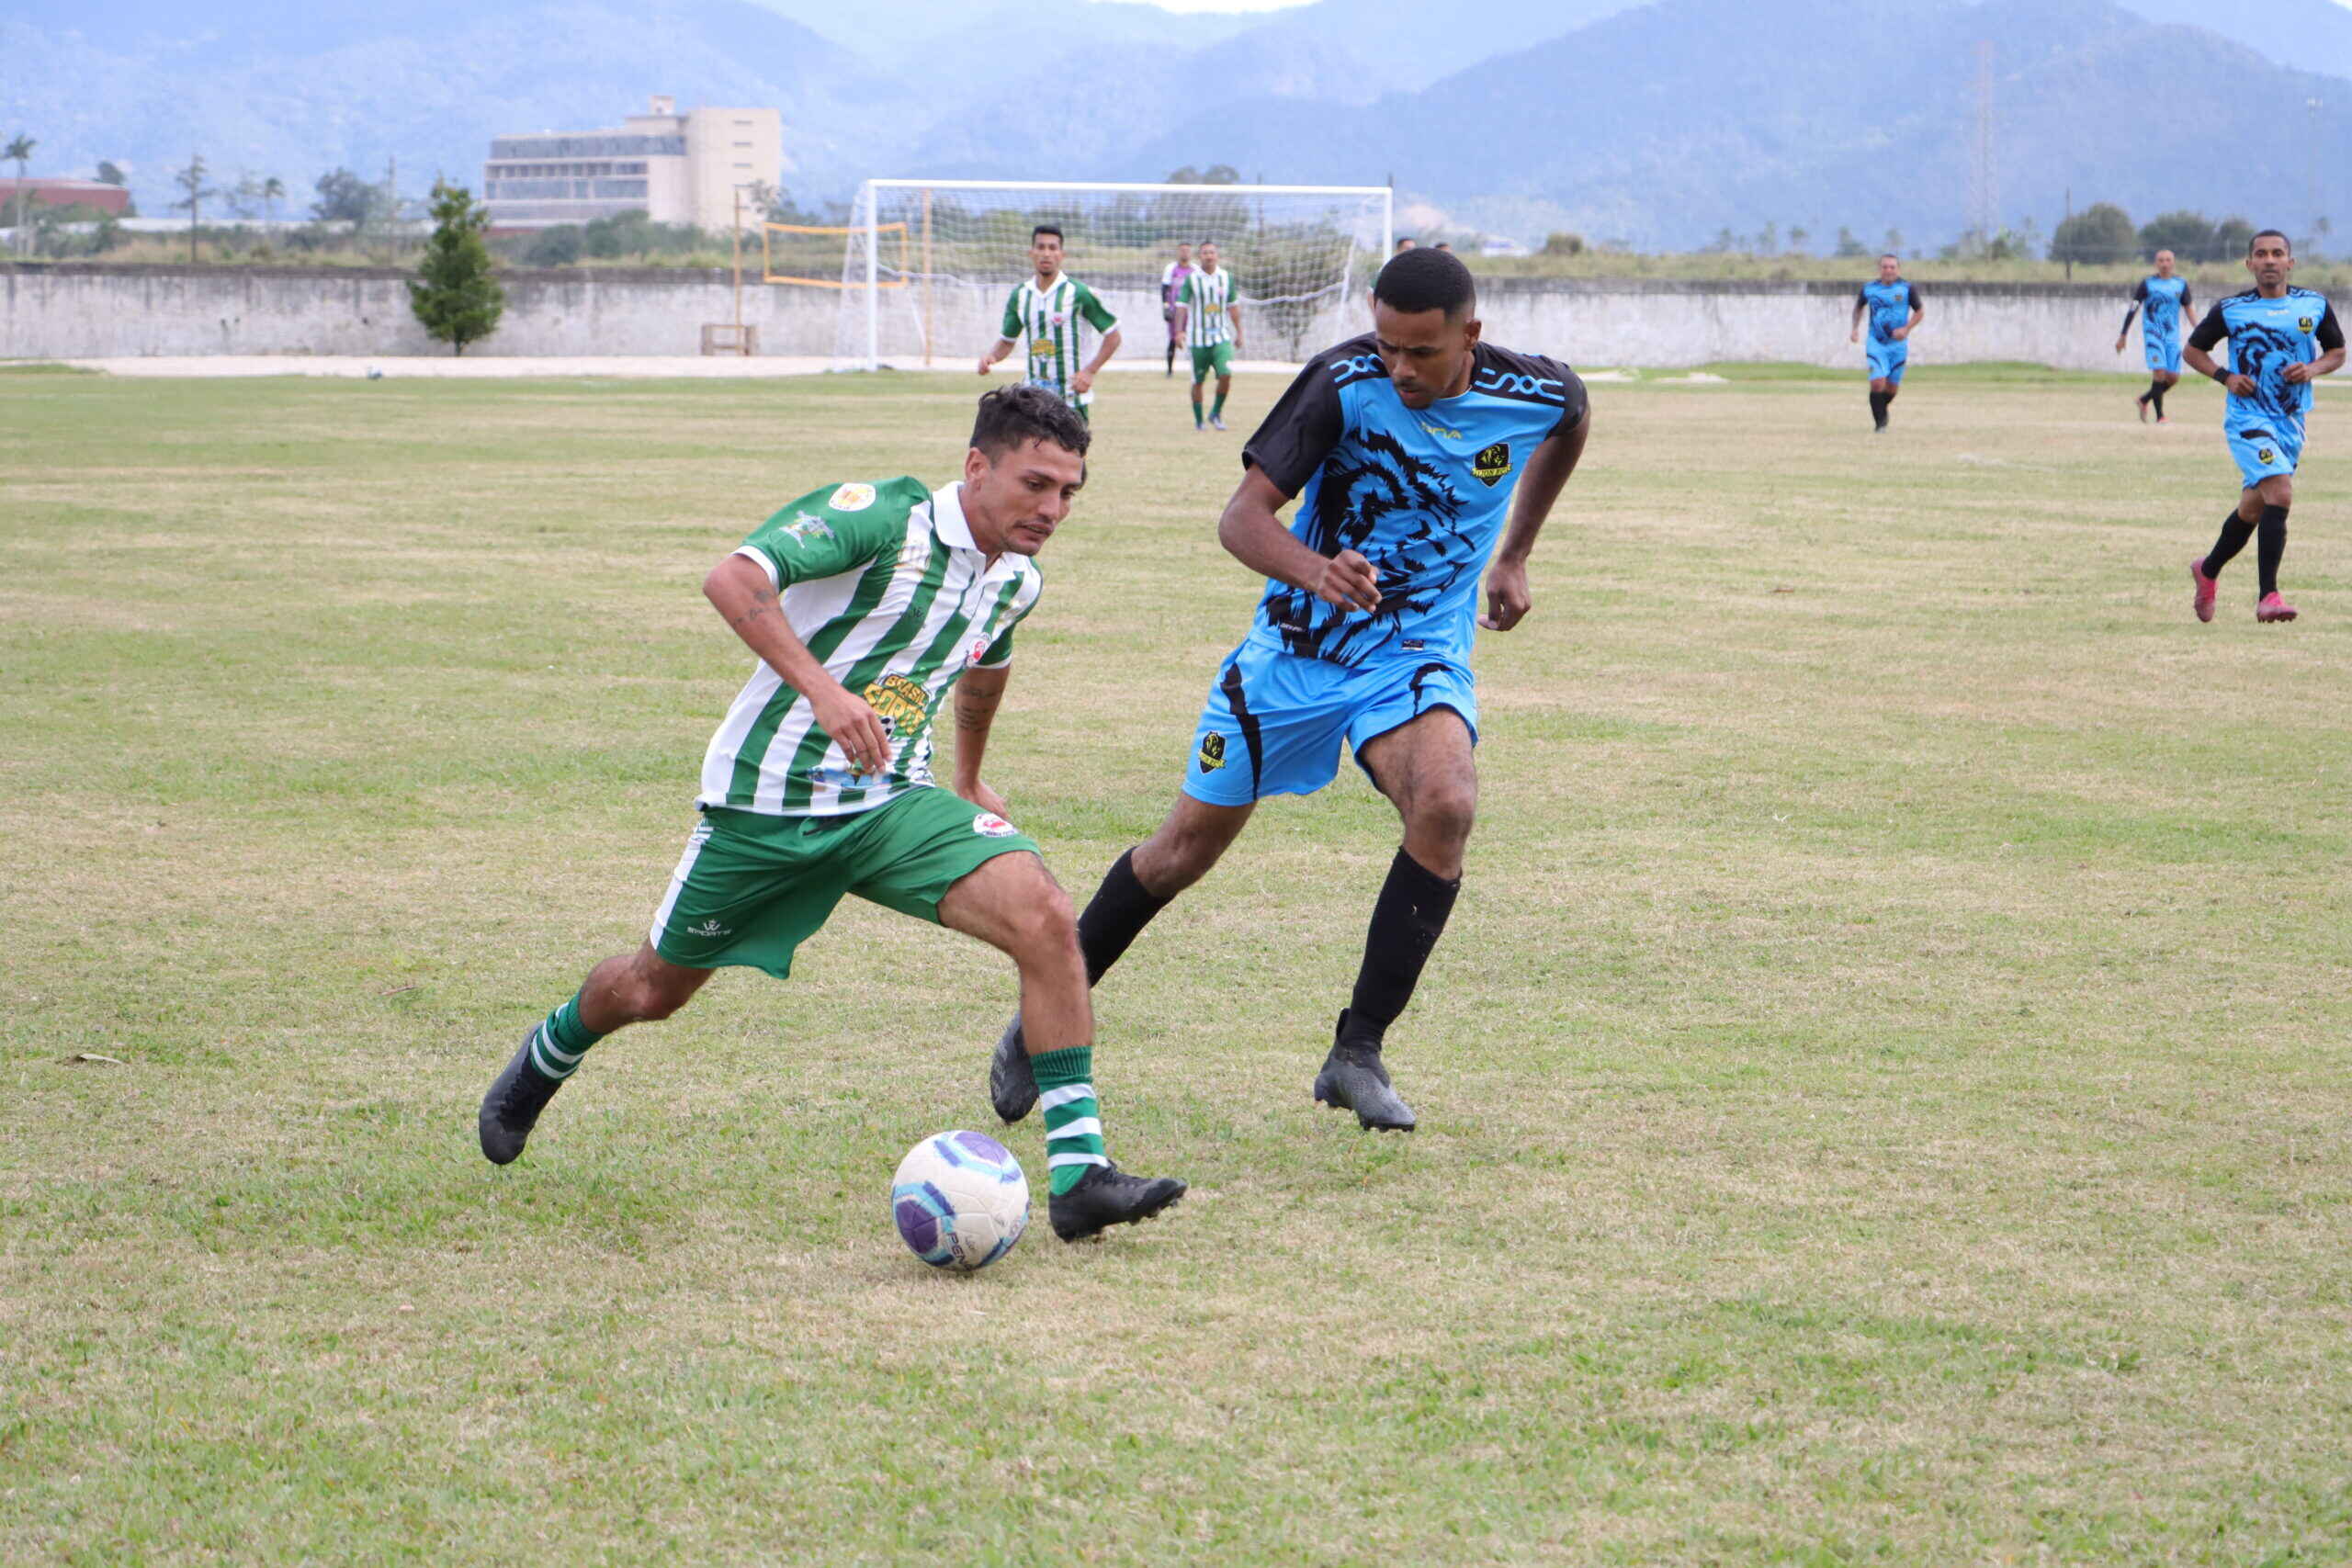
[704,552,892,775]
[1218,466,1380,614]
[1482,409,1590,633]
[952,663,1012,816]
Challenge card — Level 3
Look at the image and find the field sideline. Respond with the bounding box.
[4,364,2350,1564]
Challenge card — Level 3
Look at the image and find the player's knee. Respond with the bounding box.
[622,972,695,1022]
[1408,783,1478,848]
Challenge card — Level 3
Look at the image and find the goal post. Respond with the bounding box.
[835,179,1395,372]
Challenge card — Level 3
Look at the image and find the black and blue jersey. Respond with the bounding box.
[1239,335,1588,669]
[2188,287,2344,429]
[1857,279,1923,344]
[2127,275,2192,341]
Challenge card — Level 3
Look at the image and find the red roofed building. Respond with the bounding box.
[0,178,132,215]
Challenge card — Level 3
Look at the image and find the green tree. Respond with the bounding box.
[1540,231,1585,256]
[171,152,218,263]
[96,159,127,186]
[311,166,384,227]
[1834,226,1869,257]
[524,224,584,266]
[2212,216,2256,257]
[409,180,504,355]
[5,132,34,253]
[2051,202,2134,264]
[1787,225,1809,254]
[2138,209,2216,261]
[1882,227,1905,254]
[263,176,284,226]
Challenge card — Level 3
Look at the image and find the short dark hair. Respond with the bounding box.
[1373,246,1476,318]
[1031,223,1062,243]
[2251,228,2291,255]
[971,384,1090,462]
[1198,237,1218,248]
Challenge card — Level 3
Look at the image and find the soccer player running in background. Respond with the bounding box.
[978,224,1123,423]
[989,247,1590,1133]
[1849,254,1924,433]
[2183,230,2346,624]
[478,387,1185,1242]
[1174,239,1243,431]
[1160,240,1194,378]
[2117,249,2192,423]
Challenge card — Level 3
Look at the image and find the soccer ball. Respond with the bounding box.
[891,1131,1030,1271]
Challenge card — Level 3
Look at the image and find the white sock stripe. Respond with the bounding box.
[527,1038,576,1079]
[1047,1152,1112,1170]
[533,1027,586,1066]
[1044,1116,1102,1141]
[1037,1084,1096,1111]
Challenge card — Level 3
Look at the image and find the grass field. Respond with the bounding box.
[5,362,2351,1566]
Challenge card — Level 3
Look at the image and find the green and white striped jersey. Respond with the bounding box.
[1001,274,1118,405]
[1179,266,1236,348]
[699,477,1044,817]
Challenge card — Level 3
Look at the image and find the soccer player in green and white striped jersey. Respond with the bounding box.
[478,386,1185,1243]
[1173,239,1243,432]
[978,224,1123,422]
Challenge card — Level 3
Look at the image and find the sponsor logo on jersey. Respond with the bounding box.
[1419,419,1465,440]
[687,919,729,939]
[972,812,1018,838]
[863,672,930,736]
[830,483,876,512]
[1472,442,1513,487]
[781,511,835,544]
[966,634,996,666]
[1196,732,1227,772]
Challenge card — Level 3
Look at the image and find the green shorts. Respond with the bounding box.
[650,788,1041,978]
[1190,342,1234,382]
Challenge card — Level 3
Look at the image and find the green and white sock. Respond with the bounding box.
[1212,387,1227,420]
[1032,1045,1108,1196]
[526,993,604,1080]
[1192,398,1204,429]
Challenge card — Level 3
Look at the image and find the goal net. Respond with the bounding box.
[833,180,1393,371]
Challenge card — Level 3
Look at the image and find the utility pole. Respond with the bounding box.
[1968,39,1996,253]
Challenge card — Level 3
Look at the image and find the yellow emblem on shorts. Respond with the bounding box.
[1197,732,1227,772]
[2258,447,2277,465]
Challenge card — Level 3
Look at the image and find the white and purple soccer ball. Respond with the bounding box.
[891,1131,1030,1272]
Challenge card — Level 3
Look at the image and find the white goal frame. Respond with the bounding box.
[842,178,1396,372]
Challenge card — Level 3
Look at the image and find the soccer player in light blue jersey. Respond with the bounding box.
[1849,254,1924,432]
[2117,249,2192,423]
[988,248,1592,1132]
[2183,230,2346,624]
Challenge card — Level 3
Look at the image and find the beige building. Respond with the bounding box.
[483,96,782,233]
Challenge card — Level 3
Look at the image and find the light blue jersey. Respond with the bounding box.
[2188,287,2345,486]
[1858,277,1923,383]
[2129,275,2191,373]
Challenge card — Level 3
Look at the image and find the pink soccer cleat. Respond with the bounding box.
[2189,558,2218,623]
[2257,592,2299,624]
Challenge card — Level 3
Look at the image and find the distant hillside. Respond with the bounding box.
[10,0,2352,250]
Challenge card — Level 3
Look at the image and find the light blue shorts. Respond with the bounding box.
[1866,341,1908,385]
[1182,640,1479,807]
[2143,330,2183,376]
[2226,417,2302,491]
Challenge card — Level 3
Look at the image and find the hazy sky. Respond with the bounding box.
[1102,0,1312,10]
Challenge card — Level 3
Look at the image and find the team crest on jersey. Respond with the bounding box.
[972,812,1018,838]
[2301,316,2316,333]
[966,633,995,666]
[863,673,929,736]
[780,511,834,544]
[1196,732,1227,772]
[830,482,876,512]
[1472,442,1513,487]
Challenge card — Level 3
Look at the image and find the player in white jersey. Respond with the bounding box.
[477,386,1185,1242]
[1160,240,1194,378]
[978,224,1123,422]
[1172,238,1243,431]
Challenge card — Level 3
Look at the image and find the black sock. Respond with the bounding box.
[2152,383,2166,417]
[2203,509,2256,580]
[1869,390,1889,427]
[1074,848,1172,985]
[1341,849,1462,1050]
[2257,505,2289,597]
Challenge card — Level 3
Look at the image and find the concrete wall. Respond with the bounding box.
[3,263,2146,371]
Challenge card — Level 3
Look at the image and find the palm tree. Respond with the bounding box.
[172,153,217,264]
[5,134,35,254]
[262,175,285,228]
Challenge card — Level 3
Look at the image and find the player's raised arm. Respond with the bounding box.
[1218,357,1375,611]
[1481,395,1590,632]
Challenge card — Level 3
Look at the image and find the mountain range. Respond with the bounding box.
[7,0,2352,250]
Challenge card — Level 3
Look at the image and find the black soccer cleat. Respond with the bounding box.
[1049,1163,1187,1241]
[989,1013,1038,1123]
[1313,1013,1417,1132]
[478,1030,567,1165]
